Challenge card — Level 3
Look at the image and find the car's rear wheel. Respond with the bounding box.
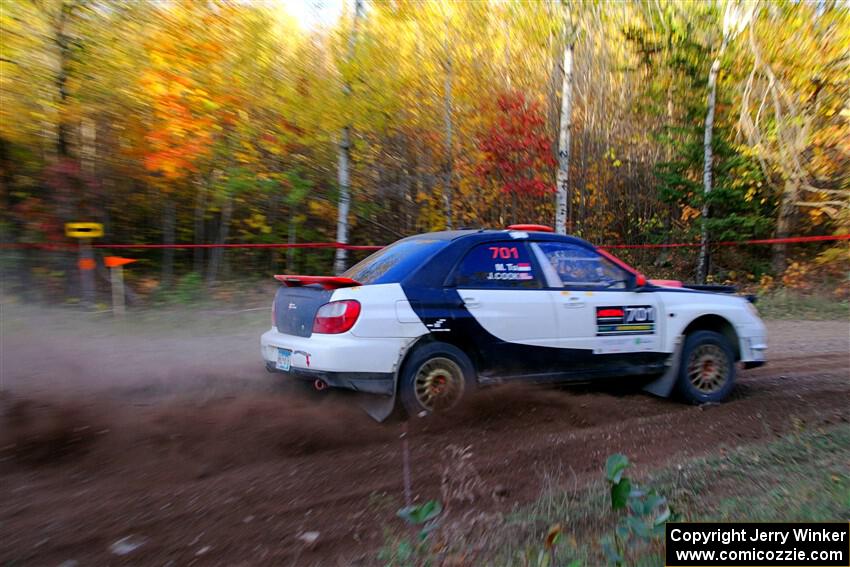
[675,330,736,404]
[399,343,475,416]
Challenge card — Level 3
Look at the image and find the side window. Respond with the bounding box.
[533,242,630,289]
[454,243,540,289]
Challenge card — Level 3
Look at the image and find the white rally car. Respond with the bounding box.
[261,225,766,417]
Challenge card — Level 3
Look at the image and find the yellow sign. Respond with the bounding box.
[65,222,103,239]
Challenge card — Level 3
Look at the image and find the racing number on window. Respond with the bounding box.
[489,246,519,260]
[456,243,539,288]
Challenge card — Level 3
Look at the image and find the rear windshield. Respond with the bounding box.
[343,237,447,284]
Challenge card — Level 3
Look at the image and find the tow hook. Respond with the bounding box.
[313,379,329,391]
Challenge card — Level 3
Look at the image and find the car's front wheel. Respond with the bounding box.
[675,330,736,404]
[399,342,475,416]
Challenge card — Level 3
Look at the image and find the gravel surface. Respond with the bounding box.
[1,308,848,566]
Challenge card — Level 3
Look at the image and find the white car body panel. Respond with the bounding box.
[453,288,561,347]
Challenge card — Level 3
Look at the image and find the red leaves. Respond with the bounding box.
[477,91,556,197]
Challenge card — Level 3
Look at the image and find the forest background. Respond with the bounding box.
[1,0,847,302]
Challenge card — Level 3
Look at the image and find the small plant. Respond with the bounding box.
[379,500,443,566]
[601,454,673,566]
[397,499,443,540]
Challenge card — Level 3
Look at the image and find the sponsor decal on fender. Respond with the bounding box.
[596,305,656,336]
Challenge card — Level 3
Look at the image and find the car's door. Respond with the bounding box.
[530,241,665,370]
[448,241,562,377]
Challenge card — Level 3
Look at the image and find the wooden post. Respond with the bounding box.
[105,256,136,316]
[79,237,95,309]
[65,222,104,309]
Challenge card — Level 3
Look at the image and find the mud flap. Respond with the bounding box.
[356,390,397,422]
[642,341,682,398]
[357,338,421,422]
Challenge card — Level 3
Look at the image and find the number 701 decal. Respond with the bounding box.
[596,305,656,336]
[625,306,654,323]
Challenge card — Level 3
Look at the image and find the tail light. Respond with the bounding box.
[313,300,361,334]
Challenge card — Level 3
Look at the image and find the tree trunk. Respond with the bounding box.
[333,0,364,275]
[555,42,574,234]
[55,3,73,159]
[697,57,720,282]
[207,194,232,286]
[697,32,729,284]
[193,179,207,274]
[334,125,353,275]
[161,199,175,288]
[772,180,797,274]
[287,217,296,272]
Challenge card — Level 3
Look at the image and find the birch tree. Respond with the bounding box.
[697,0,752,282]
[334,0,364,275]
[555,3,576,235]
[555,40,574,234]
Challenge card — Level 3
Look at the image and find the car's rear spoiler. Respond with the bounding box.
[274,275,362,290]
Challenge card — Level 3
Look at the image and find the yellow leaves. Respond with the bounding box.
[243,213,271,235]
[308,199,335,218]
[680,205,701,222]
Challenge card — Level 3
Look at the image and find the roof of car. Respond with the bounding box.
[410,228,595,249]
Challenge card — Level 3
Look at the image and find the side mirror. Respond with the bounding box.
[635,274,647,287]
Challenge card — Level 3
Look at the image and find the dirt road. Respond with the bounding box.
[1,308,848,566]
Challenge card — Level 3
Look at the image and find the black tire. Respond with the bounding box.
[398,342,476,416]
[674,330,736,404]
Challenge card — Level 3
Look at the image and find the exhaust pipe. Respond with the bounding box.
[313,379,328,391]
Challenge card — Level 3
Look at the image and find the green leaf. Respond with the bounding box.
[627,515,651,539]
[397,500,442,525]
[628,497,646,516]
[395,539,414,561]
[605,454,630,483]
[601,536,624,565]
[611,478,632,510]
[644,493,666,510]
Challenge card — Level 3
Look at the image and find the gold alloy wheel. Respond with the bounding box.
[686,343,730,394]
[413,357,465,412]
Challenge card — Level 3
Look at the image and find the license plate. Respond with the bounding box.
[275,348,292,371]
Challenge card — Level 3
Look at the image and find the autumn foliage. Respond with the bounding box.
[478,92,556,198]
[0,0,847,296]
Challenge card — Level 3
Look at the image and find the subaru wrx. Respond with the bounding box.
[261,225,767,416]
